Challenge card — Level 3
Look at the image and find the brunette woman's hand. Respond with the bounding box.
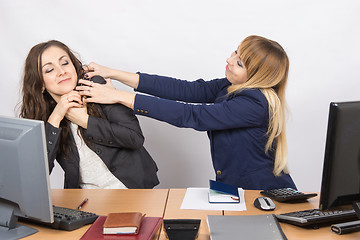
[47,91,83,128]
[65,105,89,129]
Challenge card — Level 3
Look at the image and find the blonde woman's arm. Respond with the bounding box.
[84,62,139,89]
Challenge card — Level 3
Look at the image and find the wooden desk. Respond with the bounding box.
[23,189,169,240]
[21,189,360,239]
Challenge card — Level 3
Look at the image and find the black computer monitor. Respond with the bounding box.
[0,116,53,239]
[319,101,360,211]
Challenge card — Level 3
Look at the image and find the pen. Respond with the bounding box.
[77,198,88,210]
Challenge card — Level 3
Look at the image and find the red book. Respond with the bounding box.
[80,216,163,240]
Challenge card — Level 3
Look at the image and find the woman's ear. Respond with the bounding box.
[41,85,45,93]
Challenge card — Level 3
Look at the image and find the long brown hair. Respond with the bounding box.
[20,40,103,154]
[228,35,290,176]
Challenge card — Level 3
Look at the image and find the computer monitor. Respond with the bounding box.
[319,101,360,211]
[0,116,53,239]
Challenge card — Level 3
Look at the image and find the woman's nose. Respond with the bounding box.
[226,56,234,65]
[226,57,231,65]
[56,66,66,76]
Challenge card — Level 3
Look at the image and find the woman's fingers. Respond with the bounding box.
[63,91,83,105]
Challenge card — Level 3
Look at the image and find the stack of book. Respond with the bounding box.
[80,212,162,240]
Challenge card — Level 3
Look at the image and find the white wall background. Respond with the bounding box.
[0,0,359,192]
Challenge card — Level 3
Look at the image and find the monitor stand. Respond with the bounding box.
[0,204,38,239]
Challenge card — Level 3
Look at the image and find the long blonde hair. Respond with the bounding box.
[228,35,290,176]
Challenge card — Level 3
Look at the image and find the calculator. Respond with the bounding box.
[260,188,317,202]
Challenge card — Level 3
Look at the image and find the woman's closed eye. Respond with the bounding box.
[45,68,54,74]
[44,61,69,74]
[233,51,243,68]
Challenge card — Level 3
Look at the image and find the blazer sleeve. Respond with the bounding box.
[84,103,145,149]
[133,89,268,131]
[45,122,62,173]
[136,73,231,103]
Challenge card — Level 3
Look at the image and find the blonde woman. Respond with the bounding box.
[77,35,296,190]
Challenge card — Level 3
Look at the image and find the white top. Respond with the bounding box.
[70,123,127,189]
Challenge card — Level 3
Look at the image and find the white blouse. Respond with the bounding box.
[70,123,127,189]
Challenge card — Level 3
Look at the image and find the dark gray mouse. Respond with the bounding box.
[253,197,276,211]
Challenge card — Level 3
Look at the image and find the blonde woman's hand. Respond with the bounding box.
[83,62,139,89]
[83,62,113,79]
[76,78,121,104]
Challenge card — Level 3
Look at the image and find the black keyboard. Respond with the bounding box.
[50,206,98,231]
[260,188,317,202]
[276,208,358,228]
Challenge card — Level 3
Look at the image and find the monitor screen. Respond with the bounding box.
[319,101,360,211]
[0,116,53,239]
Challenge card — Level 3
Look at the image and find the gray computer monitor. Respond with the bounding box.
[0,116,53,239]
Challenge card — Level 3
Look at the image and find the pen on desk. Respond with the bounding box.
[77,198,88,210]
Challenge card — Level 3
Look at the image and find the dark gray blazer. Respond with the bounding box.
[45,103,159,189]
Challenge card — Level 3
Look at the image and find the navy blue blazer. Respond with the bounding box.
[133,73,296,190]
[45,103,159,189]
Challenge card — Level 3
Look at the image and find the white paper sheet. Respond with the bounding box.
[180,187,247,211]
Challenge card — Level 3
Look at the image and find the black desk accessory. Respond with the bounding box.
[354,201,360,218]
[331,201,360,234]
[163,219,200,240]
[331,220,360,235]
[261,188,317,202]
[20,206,98,231]
[276,208,357,228]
